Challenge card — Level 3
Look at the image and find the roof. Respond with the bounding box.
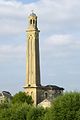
[2,91,12,98]
[2,91,11,95]
[44,85,64,90]
[30,12,37,17]
[38,99,51,108]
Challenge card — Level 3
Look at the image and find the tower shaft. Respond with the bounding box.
[26,30,40,87]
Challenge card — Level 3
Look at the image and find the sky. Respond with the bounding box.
[0,0,80,95]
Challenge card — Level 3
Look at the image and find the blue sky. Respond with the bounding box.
[17,0,39,4]
[0,0,80,95]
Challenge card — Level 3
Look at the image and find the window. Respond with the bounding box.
[33,20,35,24]
[45,92,48,99]
[30,19,32,24]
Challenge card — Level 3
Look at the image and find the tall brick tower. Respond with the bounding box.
[24,12,41,105]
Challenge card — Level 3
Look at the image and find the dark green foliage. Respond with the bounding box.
[9,103,31,120]
[76,109,80,120]
[0,102,10,109]
[50,92,80,120]
[12,91,33,105]
[0,92,80,120]
[0,91,33,120]
[43,108,52,120]
[27,106,46,120]
[0,103,31,120]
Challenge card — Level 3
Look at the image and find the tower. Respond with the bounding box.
[24,12,41,105]
[24,12,64,107]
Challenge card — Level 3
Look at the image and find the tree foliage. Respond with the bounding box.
[27,106,46,120]
[0,103,31,120]
[50,92,80,120]
[12,91,33,105]
[0,92,80,120]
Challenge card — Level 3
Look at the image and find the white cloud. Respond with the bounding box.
[44,34,80,48]
[46,34,72,46]
[0,0,80,36]
[0,0,25,16]
[0,0,26,35]
[0,0,80,57]
[40,34,80,58]
[0,44,25,54]
[0,0,80,92]
[0,20,25,35]
[0,44,25,62]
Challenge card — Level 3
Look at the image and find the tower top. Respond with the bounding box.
[27,11,38,30]
[30,10,37,17]
[29,10,37,17]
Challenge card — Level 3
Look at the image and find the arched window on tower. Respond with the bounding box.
[30,19,32,24]
[44,92,48,99]
[33,20,35,24]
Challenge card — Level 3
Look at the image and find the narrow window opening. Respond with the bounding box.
[33,20,35,24]
[45,92,48,99]
[30,19,32,24]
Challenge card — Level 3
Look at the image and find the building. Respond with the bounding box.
[0,91,12,103]
[24,12,64,106]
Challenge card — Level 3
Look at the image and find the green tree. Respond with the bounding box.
[50,92,80,120]
[27,106,46,120]
[0,103,31,120]
[9,103,31,120]
[76,109,80,120]
[2,91,80,120]
[43,108,52,120]
[0,92,33,120]
[12,91,33,105]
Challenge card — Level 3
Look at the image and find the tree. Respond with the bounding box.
[0,92,33,120]
[0,103,31,120]
[9,103,31,120]
[50,92,80,120]
[1,91,80,120]
[27,107,46,120]
[43,108,52,120]
[12,91,33,105]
